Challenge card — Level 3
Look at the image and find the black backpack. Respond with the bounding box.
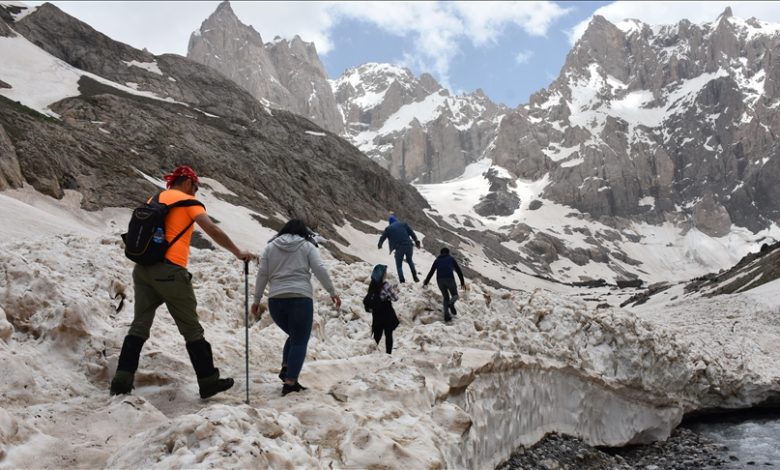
[121,192,204,265]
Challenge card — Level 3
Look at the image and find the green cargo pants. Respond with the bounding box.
[128,262,204,342]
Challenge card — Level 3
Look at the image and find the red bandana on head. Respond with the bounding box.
[163,165,200,189]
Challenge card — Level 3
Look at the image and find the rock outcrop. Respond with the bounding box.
[488,10,780,233]
[186,1,343,134]
[333,64,507,183]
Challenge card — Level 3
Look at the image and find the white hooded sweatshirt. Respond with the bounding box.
[253,234,336,303]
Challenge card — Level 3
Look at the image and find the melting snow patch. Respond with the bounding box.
[639,196,656,209]
[3,1,36,21]
[193,108,220,118]
[560,157,584,168]
[123,60,163,76]
[305,130,327,137]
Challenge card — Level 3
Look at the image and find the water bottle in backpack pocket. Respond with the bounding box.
[121,192,204,265]
[152,227,165,244]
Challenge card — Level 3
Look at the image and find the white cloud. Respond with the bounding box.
[568,1,780,44]
[329,1,568,91]
[454,1,571,44]
[515,49,534,64]
[29,1,224,55]
[31,1,339,55]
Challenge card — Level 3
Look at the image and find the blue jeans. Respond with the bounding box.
[394,245,418,282]
[269,297,313,381]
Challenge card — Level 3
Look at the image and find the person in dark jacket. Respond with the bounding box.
[423,247,465,322]
[365,264,400,354]
[377,214,421,283]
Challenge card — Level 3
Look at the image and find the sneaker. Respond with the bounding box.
[278,366,287,382]
[282,382,307,396]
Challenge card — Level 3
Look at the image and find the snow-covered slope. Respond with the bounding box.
[0,29,181,118]
[2,183,780,468]
[2,5,780,465]
[415,159,780,285]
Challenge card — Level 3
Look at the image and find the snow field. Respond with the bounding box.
[2,185,780,468]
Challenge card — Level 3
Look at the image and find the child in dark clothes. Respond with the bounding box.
[423,247,466,322]
[365,264,400,354]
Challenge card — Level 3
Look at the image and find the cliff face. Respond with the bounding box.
[333,63,506,183]
[488,10,780,234]
[187,1,343,134]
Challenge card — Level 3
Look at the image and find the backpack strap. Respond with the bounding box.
[165,199,206,249]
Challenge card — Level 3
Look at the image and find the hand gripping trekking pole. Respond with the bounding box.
[244,260,250,405]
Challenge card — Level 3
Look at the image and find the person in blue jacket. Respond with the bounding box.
[377,214,421,283]
[423,247,466,322]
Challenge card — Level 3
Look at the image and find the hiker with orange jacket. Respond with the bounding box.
[111,165,253,399]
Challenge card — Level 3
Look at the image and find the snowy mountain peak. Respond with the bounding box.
[333,62,505,183]
[473,6,780,282]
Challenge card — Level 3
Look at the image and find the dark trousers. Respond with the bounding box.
[437,277,458,319]
[129,262,203,342]
[373,327,394,354]
[269,297,313,381]
[394,245,418,282]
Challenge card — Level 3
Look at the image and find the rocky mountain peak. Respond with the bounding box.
[719,6,734,21]
[197,0,248,38]
[332,61,506,183]
[187,1,343,134]
[483,6,780,282]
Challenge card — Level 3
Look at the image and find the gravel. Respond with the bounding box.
[497,428,732,470]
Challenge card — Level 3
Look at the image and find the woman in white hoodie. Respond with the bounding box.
[251,219,341,396]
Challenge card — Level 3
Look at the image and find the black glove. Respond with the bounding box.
[415,240,421,248]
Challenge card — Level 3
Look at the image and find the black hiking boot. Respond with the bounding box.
[186,338,234,399]
[444,313,452,322]
[278,365,287,382]
[110,370,135,395]
[110,335,146,395]
[449,304,457,316]
[282,382,307,396]
[198,370,235,399]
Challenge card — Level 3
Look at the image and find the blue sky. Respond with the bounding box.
[27,1,780,108]
[322,1,610,107]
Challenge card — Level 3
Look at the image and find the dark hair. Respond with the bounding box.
[440,247,450,255]
[271,219,317,245]
[170,175,192,187]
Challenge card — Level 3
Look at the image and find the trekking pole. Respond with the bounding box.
[244,259,250,405]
